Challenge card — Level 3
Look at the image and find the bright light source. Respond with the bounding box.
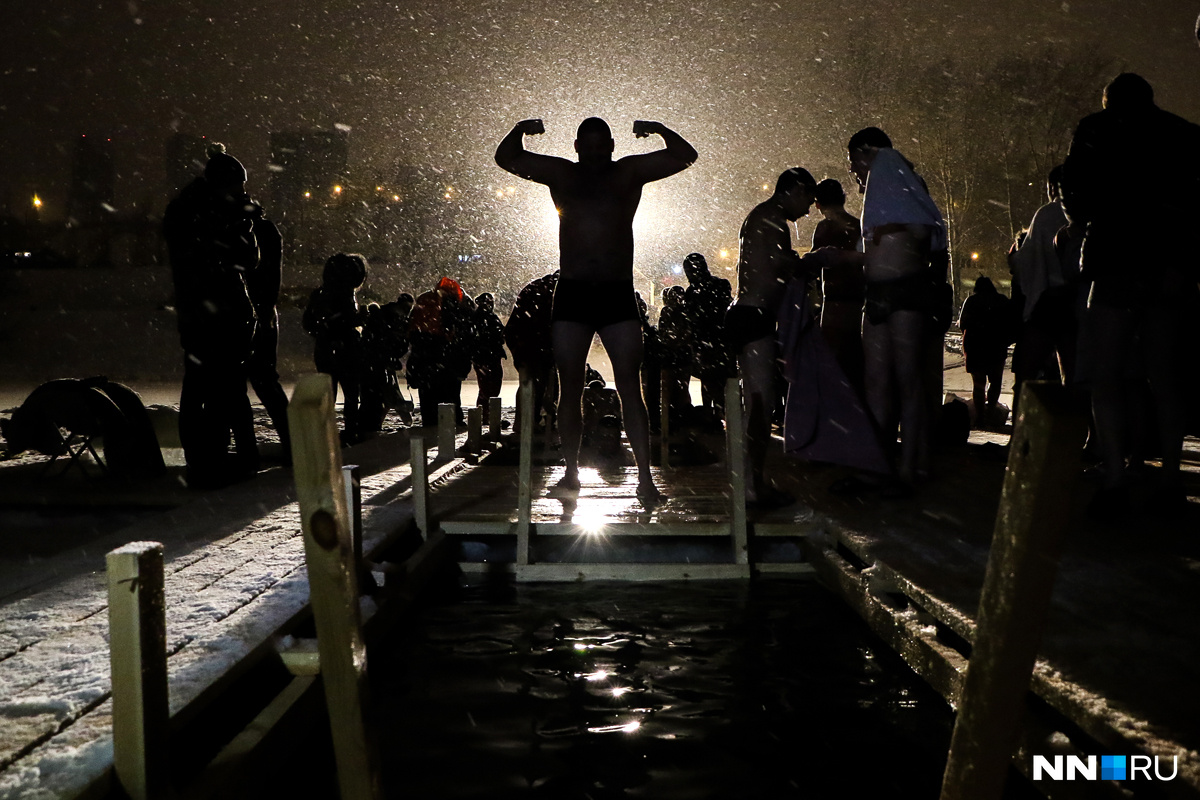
[32,195,42,209]
[584,670,609,682]
[672,264,683,274]
[970,252,979,260]
[376,186,383,191]
[392,195,400,201]
[611,687,632,697]
[496,190,504,198]
[333,185,343,194]
[304,191,311,198]
[719,249,729,259]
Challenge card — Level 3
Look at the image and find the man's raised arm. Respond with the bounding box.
[495,119,567,185]
[625,121,698,183]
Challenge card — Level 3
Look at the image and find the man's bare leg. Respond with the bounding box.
[596,320,659,499]
[862,318,896,445]
[738,334,790,503]
[551,321,594,490]
[890,310,929,483]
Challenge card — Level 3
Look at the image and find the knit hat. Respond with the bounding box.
[203,142,247,186]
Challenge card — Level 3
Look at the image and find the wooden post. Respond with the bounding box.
[489,396,502,443]
[467,406,482,455]
[342,465,362,569]
[287,374,381,800]
[410,435,429,537]
[660,369,671,469]
[940,382,1085,800]
[516,373,534,566]
[725,377,748,565]
[107,541,169,800]
[437,403,455,460]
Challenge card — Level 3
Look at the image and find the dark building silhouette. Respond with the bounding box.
[66,135,115,227]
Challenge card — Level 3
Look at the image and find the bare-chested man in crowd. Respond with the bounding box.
[726,168,817,506]
[808,127,948,489]
[495,117,697,503]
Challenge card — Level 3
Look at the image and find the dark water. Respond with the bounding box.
[364,578,1028,799]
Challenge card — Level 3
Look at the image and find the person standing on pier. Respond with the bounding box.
[726,167,818,507]
[163,143,260,489]
[808,128,949,491]
[495,117,697,503]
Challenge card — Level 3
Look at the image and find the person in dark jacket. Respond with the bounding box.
[162,143,260,488]
[1062,73,1200,512]
[472,292,508,423]
[657,285,694,427]
[407,277,467,426]
[681,253,734,418]
[957,276,1012,427]
[504,271,560,431]
[303,253,368,444]
[245,216,290,459]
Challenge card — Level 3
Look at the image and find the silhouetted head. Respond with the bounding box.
[663,285,684,306]
[322,253,368,289]
[397,292,415,315]
[635,291,648,319]
[1102,73,1154,111]
[476,292,495,313]
[683,252,709,283]
[773,167,817,221]
[974,276,996,295]
[1047,165,1065,202]
[847,127,892,190]
[814,178,846,208]
[575,117,615,163]
[203,143,247,195]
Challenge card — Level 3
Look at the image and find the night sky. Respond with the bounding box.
[3,0,1200,269]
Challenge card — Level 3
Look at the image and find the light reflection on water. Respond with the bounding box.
[372,579,984,798]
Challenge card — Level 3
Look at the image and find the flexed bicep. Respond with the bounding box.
[499,151,573,186]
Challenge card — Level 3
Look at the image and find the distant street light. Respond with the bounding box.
[32,194,42,209]
[719,249,730,259]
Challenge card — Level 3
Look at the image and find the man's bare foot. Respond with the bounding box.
[548,472,581,496]
[636,480,665,507]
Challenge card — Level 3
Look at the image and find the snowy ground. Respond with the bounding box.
[0,415,468,799]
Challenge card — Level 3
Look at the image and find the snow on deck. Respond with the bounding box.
[0,429,457,799]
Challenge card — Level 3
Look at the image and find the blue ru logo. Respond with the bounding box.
[1101,755,1127,781]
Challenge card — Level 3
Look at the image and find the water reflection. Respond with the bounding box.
[373,579,965,798]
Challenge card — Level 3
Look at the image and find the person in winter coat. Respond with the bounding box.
[163,143,260,487]
[407,277,467,426]
[958,276,1013,427]
[303,253,368,443]
[472,292,508,423]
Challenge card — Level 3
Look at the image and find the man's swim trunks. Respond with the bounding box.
[863,272,946,326]
[551,278,640,331]
[724,304,776,349]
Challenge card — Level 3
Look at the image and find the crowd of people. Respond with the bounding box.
[164,72,1197,514]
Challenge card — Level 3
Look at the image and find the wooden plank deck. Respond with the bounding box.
[430,431,818,580]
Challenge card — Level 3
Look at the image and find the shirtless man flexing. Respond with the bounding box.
[726,167,817,506]
[495,117,697,502]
